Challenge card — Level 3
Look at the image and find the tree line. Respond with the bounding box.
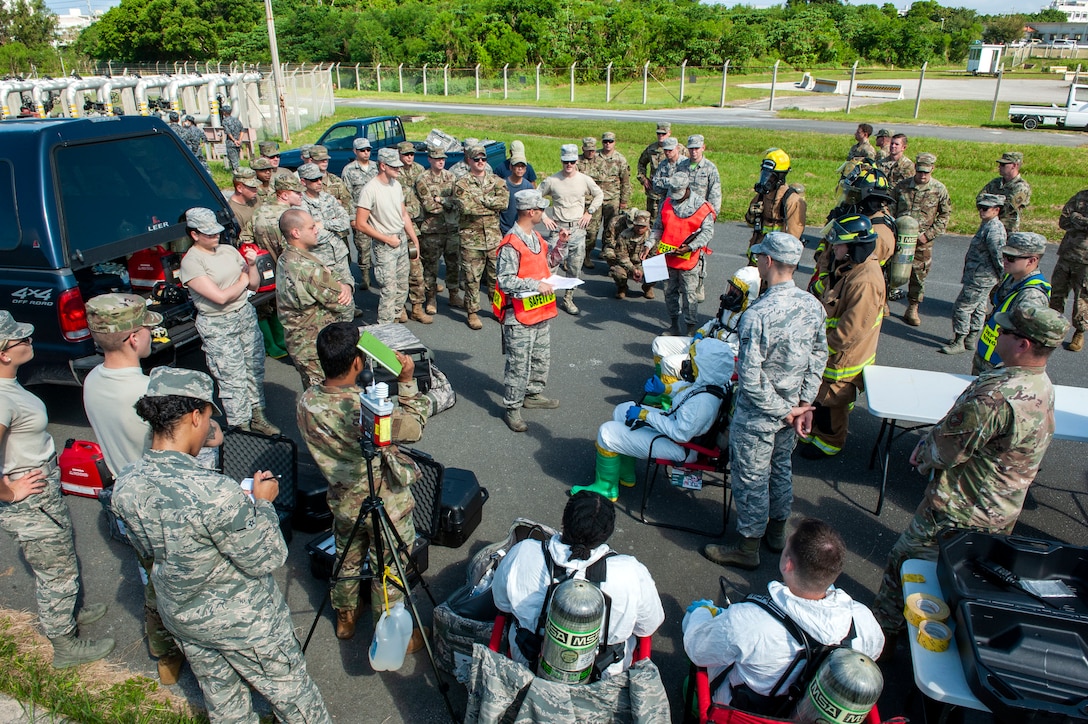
[1,0,1067,78]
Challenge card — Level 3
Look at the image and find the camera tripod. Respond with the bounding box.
[302,426,456,721]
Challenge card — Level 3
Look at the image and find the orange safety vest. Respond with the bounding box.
[656,198,714,271]
[492,230,558,325]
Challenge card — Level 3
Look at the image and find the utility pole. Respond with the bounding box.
[263,0,291,143]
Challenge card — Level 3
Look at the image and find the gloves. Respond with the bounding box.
[643,376,665,396]
[692,330,705,341]
[625,405,648,427]
[686,598,717,614]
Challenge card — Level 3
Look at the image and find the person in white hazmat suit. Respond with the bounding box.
[683,518,883,710]
[571,336,733,502]
[650,266,761,383]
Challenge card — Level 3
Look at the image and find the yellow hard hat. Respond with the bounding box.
[762,148,791,172]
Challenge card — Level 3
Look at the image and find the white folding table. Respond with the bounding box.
[862,365,1088,515]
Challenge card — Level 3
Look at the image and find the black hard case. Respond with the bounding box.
[220,427,297,543]
[937,530,1088,723]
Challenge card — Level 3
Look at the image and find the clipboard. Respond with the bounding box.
[356,331,403,376]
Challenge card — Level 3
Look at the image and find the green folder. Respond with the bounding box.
[356,331,402,376]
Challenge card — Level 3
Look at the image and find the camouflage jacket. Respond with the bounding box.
[256,183,276,205]
[399,162,426,220]
[342,160,379,206]
[614,225,651,275]
[182,125,205,157]
[650,158,682,201]
[733,280,828,431]
[276,245,353,345]
[1058,189,1088,265]
[455,172,509,250]
[296,380,429,522]
[598,150,632,207]
[894,177,951,243]
[962,216,1007,286]
[637,141,686,191]
[415,169,459,234]
[113,449,292,647]
[916,365,1055,533]
[879,155,915,188]
[847,140,876,161]
[251,199,297,262]
[676,157,721,216]
[322,171,354,215]
[301,191,352,284]
[221,115,243,148]
[980,174,1032,234]
[578,154,608,194]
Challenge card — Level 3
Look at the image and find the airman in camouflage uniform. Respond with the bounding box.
[342,138,379,288]
[578,137,609,268]
[309,145,352,215]
[676,134,721,216]
[1050,187,1088,351]
[980,151,1031,234]
[229,170,259,245]
[595,131,631,262]
[250,157,276,204]
[872,305,1066,636]
[416,146,461,314]
[298,164,353,288]
[873,129,891,161]
[220,105,243,172]
[448,137,480,179]
[878,133,914,187]
[940,193,1007,354]
[637,122,686,219]
[297,325,428,638]
[703,234,827,571]
[847,123,876,161]
[610,210,652,298]
[251,176,305,262]
[166,111,183,137]
[113,367,331,724]
[181,115,208,169]
[396,142,431,323]
[258,141,295,183]
[650,137,684,208]
[276,210,354,388]
[894,153,951,326]
[455,144,509,330]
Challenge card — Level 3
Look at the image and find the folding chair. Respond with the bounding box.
[639,386,732,538]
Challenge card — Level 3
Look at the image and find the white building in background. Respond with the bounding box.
[1051,0,1088,22]
[55,8,99,45]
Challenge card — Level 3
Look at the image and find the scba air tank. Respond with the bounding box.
[792,648,883,724]
[539,579,604,685]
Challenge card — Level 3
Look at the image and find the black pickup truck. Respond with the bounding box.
[0,116,239,385]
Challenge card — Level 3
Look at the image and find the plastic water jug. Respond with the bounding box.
[368,602,413,671]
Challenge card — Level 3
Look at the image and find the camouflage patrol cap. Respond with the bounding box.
[915,153,936,172]
[353,137,372,150]
[221,104,231,113]
[876,128,891,138]
[146,366,222,414]
[1003,231,1047,258]
[309,145,330,160]
[633,210,651,227]
[274,175,304,192]
[661,137,679,151]
[465,144,487,160]
[397,141,416,155]
[994,305,1069,348]
[185,207,225,235]
[86,293,163,334]
[582,136,597,151]
[258,141,280,157]
[299,144,314,160]
[602,131,616,142]
[668,172,691,199]
[686,134,705,149]
[168,111,179,122]
[560,144,579,162]
[750,231,803,266]
[427,145,446,159]
[250,157,274,171]
[297,163,323,181]
[656,121,671,133]
[233,168,259,188]
[0,311,34,346]
[998,151,1024,165]
[377,147,403,167]
[976,192,1005,208]
[514,189,550,210]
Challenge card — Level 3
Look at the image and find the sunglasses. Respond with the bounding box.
[603,139,615,143]
[562,160,578,165]
[401,151,415,156]
[2,336,31,352]
[471,156,487,162]
[1002,254,1026,262]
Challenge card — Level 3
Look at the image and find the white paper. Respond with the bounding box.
[542,275,585,290]
[642,253,669,283]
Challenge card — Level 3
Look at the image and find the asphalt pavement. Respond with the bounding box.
[3,222,1087,722]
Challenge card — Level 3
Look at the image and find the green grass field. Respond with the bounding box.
[223,106,1081,240]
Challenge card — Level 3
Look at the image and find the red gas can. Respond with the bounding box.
[128,246,180,292]
[59,439,113,497]
[240,243,276,292]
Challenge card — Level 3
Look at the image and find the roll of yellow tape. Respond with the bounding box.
[903,592,951,628]
[917,620,952,652]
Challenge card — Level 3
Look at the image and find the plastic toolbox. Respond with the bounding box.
[937,530,1088,722]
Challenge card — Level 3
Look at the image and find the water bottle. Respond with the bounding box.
[368,602,413,671]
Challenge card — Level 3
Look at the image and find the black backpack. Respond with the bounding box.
[512,541,622,682]
[710,593,857,718]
